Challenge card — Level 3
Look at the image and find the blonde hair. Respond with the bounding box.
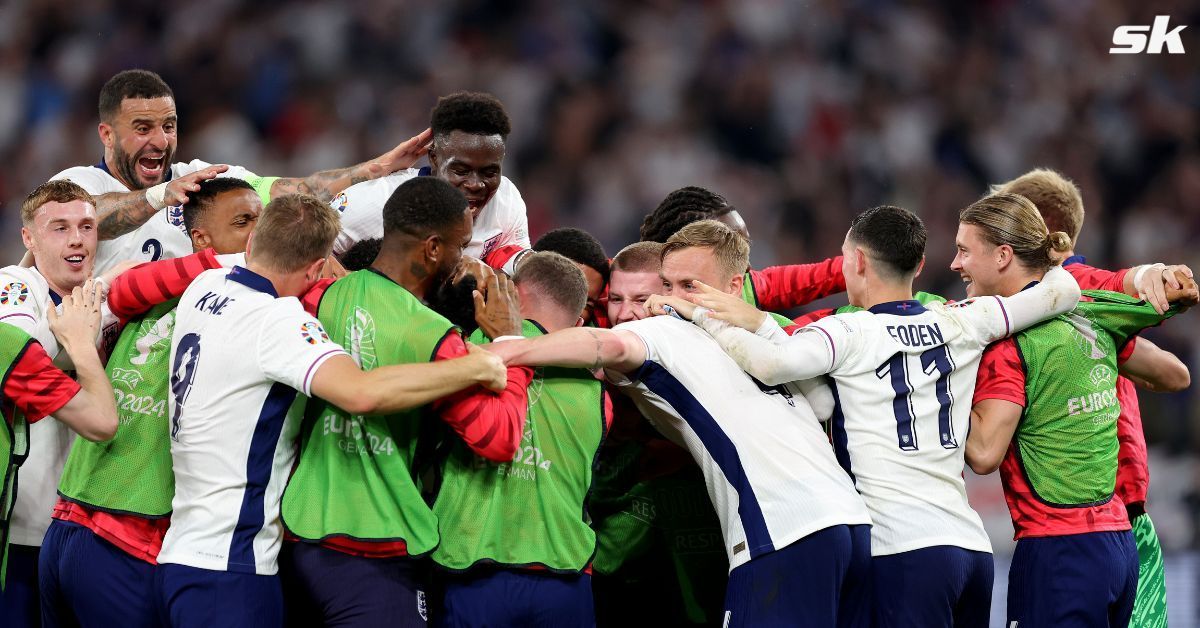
[959,193,1072,272]
[251,194,341,273]
[612,241,664,274]
[22,180,96,226]
[661,219,749,282]
[991,168,1084,247]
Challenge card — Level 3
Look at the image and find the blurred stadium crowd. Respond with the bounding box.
[0,0,1197,616]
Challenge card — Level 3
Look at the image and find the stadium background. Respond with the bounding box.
[0,0,1195,623]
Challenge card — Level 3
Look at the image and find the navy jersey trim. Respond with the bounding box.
[828,379,856,485]
[227,382,296,572]
[868,300,926,316]
[227,266,279,297]
[636,360,775,559]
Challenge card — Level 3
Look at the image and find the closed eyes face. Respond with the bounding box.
[196,189,262,255]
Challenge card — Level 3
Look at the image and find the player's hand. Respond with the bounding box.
[474,272,522,339]
[364,128,434,178]
[465,343,508,392]
[685,281,768,331]
[1163,268,1199,310]
[48,280,103,352]
[453,256,497,289]
[645,295,697,320]
[162,165,229,208]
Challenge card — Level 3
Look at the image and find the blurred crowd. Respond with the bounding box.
[0,0,1198,557]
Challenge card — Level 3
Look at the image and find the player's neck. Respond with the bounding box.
[33,264,74,300]
[245,261,306,298]
[856,279,914,310]
[994,269,1044,297]
[370,251,429,298]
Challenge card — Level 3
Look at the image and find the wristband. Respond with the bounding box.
[1132,263,1165,295]
[144,182,169,209]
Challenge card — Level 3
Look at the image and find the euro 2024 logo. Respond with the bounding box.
[0,282,29,306]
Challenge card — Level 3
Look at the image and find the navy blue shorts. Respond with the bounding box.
[1008,530,1138,628]
[871,545,993,628]
[39,519,161,628]
[280,541,428,627]
[156,563,282,628]
[1,543,41,628]
[723,523,872,628]
[439,569,594,628]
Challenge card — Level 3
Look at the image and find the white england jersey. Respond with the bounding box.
[330,167,531,272]
[608,316,871,571]
[799,300,1011,556]
[158,266,345,575]
[0,265,117,546]
[696,265,1080,556]
[50,160,262,275]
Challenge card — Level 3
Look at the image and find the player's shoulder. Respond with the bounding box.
[332,168,418,209]
[49,165,122,193]
[0,266,44,308]
[491,175,526,212]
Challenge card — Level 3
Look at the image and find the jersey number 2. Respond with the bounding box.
[874,347,957,451]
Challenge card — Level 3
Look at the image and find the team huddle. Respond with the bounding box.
[0,69,1196,628]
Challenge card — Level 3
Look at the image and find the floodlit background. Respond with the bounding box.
[0,0,1197,623]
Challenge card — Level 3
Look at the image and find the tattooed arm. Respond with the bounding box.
[485,327,647,374]
[95,165,229,240]
[268,129,432,202]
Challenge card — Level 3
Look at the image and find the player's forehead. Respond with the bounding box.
[955,222,986,248]
[209,188,262,219]
[609,269,661,295]
[33,200,97,225]
[661,247,719,280]
[115,96,177,123]
[438,131,505,167]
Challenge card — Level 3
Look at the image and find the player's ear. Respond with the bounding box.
[191,228,210,251]
[913,255,925,279]
[995,244,1014,271]
[424,234,442,267]
[854,247,868,278]
[729,272,744,296]
[304,257,327,282]
[98,122,113,148]
[20,226,34,252]
[244,231,256,263]
[575,315,585,327]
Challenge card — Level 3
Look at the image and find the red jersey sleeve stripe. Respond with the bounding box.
[3,340,80,423]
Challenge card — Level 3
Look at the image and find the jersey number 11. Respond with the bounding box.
[874,346,957,451]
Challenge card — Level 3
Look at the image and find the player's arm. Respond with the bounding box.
[85,165,231,240]
[748,256,846,311]
[485,327,648,374]
[965,400,1021,475]
[106,248,226,320]
[268,129,431,203]
[965,339,1025,474]
[977,265,1082,342]
[696,309,841,386]
[44,281,118,441]
[309,344,506,416]
[1118,337,1190,393]
[432,333,534,462]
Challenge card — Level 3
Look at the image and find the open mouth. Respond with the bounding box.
[64,254,86,270]
[137,155,165,180]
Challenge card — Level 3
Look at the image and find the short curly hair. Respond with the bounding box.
[430,92,511,141]
[639,186,734,243]
[533,227,609,285]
